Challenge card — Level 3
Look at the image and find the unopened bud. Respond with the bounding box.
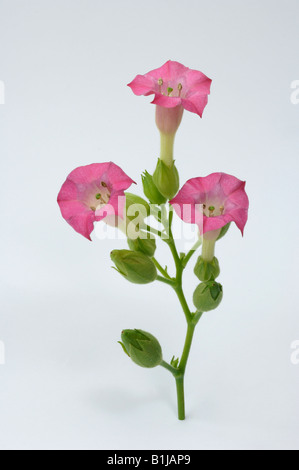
[120,329,163,368]
[194,256,220,281]
[111,249,157,284]
[153,159,179,200]
[127,233,157,257]
[193,280,223,312]
[142,171,167,205]
[125,193,150,222]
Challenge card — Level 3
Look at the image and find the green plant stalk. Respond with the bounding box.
[157,214,202,420]
[201,238,216,262]
[160,132,175,167]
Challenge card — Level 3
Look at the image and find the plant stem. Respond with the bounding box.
[160,360,178,375]
[175,376,185,420]
[157,209,203,420]
[174,323,196,420]
[160,133,175,167]
[156,275,175,287]
[201,238,216,262]
[146,225,163,238]
[174,285,192,323]
[178,322,196,372]
[182,239,202,268]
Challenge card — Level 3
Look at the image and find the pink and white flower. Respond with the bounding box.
[57,162,135,240]
[128,60,212,132]
[170,173,249,238]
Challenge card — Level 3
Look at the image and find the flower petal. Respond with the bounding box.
[170,173,249,236]
[151,94,182,108]
[58,200,96,240]
[127,75,154,96]
[146,60,189,81]
[182,94,209,117]
[58,163,134,240]
[128,60,212,115]
[105,162,136,191]
[184,70,212,95]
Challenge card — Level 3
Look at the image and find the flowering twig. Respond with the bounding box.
[57,60,249,421]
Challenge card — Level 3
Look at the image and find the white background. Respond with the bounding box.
[0,0,298,450]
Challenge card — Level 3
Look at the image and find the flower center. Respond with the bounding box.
[90,181,111,211]
[158,78,184,97]
[202,203,225,217]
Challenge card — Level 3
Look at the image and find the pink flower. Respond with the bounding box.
[57,162,135,240]
[128,60,212,119]
[170,173,249,237]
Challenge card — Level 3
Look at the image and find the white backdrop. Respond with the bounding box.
[0,0,298,450]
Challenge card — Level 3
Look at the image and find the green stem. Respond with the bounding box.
[176,376,185,420]
[178,323,196,372]
[201,238,216,262]
[182,239,202,268]
[160,360,179,376]
[146,225,163,238]
[160,133,175,167]
[174,323,196,420]
[174,285,192,323]
[158,210,203,420]
[156,275,175,287]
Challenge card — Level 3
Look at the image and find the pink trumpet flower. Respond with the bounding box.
[57,162,135,240]
[128,60,212,133]
[170,172,249,238]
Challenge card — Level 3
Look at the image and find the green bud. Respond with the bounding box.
[125,193,150,222]
[142,171,167,205]
[127,233,157,257]
[193,280,223,312]
[120,329,163,368]
[153,159,179,200]
[194,256,220,281]
[110,249,157,284]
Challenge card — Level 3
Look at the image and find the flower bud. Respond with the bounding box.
[193,280,223,312]
[125,193,150,222]
[153,159,179,200]
[127,233,157,257]
[120,329,163,368]
[194,256,220,281]
[110,249,157,284]
[142,171,167,205]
